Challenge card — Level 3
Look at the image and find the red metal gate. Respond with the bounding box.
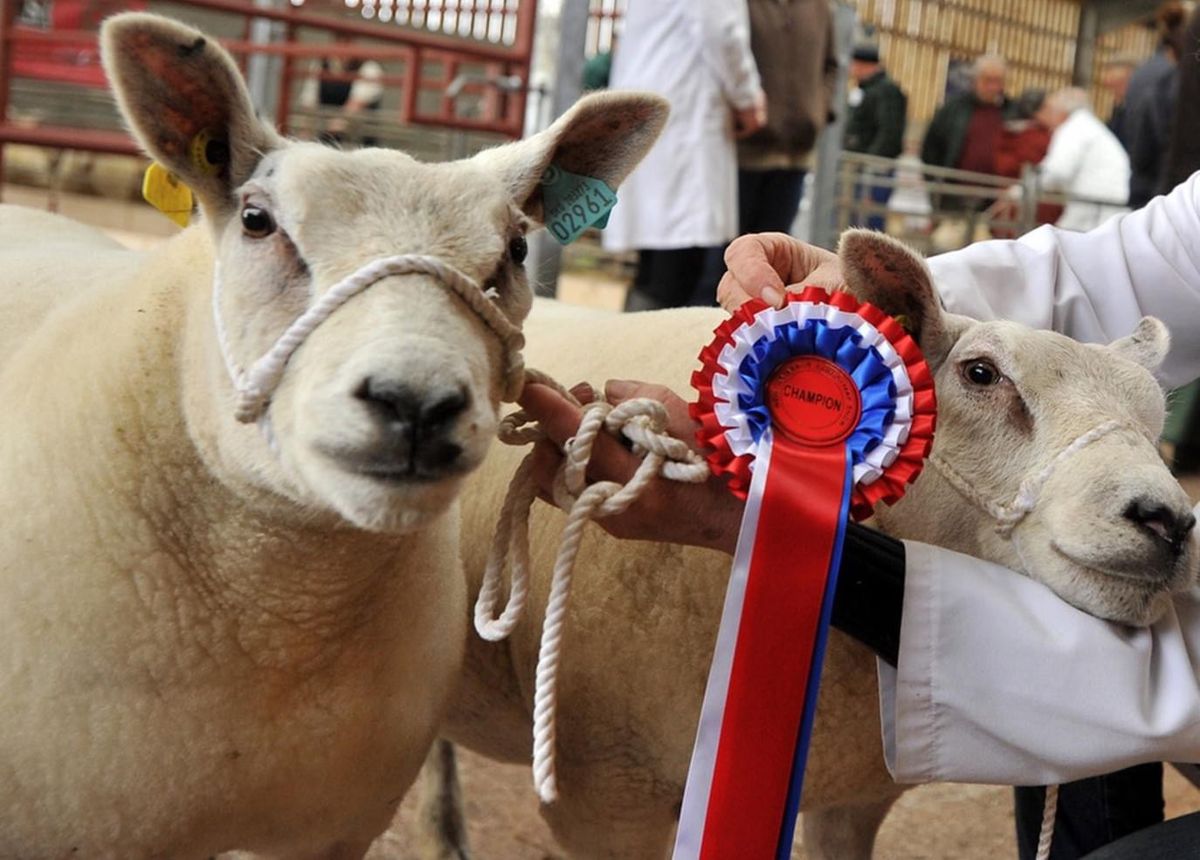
[0,0,538,192]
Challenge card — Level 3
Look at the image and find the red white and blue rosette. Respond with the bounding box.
[674,287,936,860]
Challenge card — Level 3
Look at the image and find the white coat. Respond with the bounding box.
[1039,107,1131,232]
[602,0,761,252]
[878,172,1200,786]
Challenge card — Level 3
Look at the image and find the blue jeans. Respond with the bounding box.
[850,169,893,232]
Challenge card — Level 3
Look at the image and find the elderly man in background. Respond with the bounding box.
[921,54,1010,177]
[921,54,1012,248]
[1032,87,1130,231]
[604,0,765,312]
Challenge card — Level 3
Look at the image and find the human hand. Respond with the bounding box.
[519,380,743,553]
[733,90,768,139]
[716,233,843,311]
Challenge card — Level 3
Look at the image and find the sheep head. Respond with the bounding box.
[838,230,1197,626]
[100,13,668,533]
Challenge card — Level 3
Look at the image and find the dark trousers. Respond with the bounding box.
[1015,763,1164,860]
[688,167,808,307]
[737,167,807,235]
[624,247,714,311]
[1084,810,1200,858]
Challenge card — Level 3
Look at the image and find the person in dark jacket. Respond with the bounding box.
[1100,56,1138,151]
[1125,2,1186,207]
[845,43,906,159]
[844,42,907,230]
[920,54,1010,176]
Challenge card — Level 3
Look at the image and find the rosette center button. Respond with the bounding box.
[766,356,862,446]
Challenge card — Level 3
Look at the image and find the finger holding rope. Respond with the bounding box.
[519,381,742,551]
[520,383,646,485]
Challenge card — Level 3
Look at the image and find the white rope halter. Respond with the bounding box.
[928,419,1157,860]
[212,254,527,424]
[475,371,711,802]
[928,420,1134,537]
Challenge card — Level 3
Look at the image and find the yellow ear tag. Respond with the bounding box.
[893,314,912,332]
[142,163,193,228]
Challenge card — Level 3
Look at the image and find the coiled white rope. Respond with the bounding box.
[212,254,527,424]
[475,370,711,802]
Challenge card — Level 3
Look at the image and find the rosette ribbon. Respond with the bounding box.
[674,288,936,859]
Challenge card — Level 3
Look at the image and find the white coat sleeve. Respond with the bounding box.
[927,170,1200,389]
[693,0,761,110]
[878,538,1200,786]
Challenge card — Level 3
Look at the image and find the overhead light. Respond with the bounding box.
[362,4,375,17]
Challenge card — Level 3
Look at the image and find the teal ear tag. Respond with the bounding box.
[541,164,617,245]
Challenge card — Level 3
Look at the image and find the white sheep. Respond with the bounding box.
[0,12,665,858]
[434,230,1199,859]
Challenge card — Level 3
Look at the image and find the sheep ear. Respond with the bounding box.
[837,229,955,368]
[470,90,669,223]
[1109,317,1170,371]
[101,13,281,217]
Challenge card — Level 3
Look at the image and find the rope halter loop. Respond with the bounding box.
[928,419,1147,537]
[212,254,527,425]
[473,370,711,803]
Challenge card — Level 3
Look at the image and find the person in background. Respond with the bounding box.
[299,55,384,146]
[688,0,837,305]
[734,0,837,236]
[603,0,765,312]
[920,53,1010,179]
[843,41,908,230]
[1163,4,1200,194]
[989,89,1062,235]
[1099,55,1138,152]
[921,54,1012,248]
[1029,87,1129,232]
[582,47,613,91]
[1124,1,1186,208]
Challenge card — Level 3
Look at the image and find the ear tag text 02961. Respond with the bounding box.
[540,163,617,246]
[142,163,194,228]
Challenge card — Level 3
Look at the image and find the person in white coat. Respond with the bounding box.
[603,0,766,311]
[1032,87,1131,231]
[522,173,1200,858]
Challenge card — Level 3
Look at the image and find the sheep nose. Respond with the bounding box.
[356,378,469,465]
[1124,497,1197,553]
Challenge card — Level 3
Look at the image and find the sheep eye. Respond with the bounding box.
[508,235,528,265]
[241,206,275,239]
[964,359,1001,386]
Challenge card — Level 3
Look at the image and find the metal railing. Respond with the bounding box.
[826,150,1129,255]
